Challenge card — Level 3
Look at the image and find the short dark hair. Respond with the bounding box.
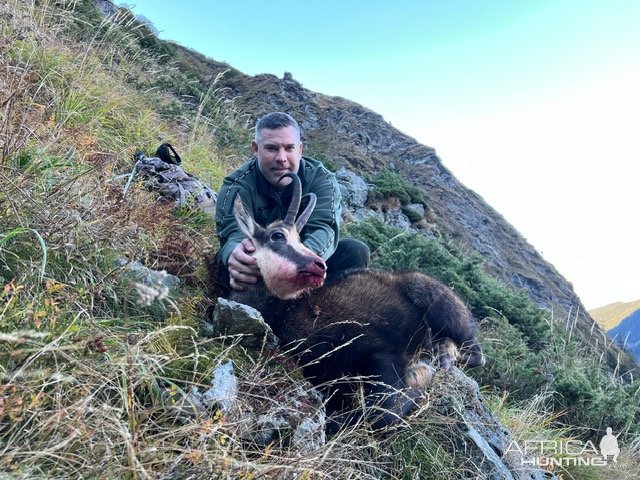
[255,112,301,143]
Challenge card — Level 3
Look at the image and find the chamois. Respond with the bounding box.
[224,173,485,432]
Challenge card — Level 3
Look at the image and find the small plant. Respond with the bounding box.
[367,169,426,206]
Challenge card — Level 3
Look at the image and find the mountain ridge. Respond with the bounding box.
[590,299,640,331]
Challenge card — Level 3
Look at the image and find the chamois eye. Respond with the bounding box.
[270,231,286,242]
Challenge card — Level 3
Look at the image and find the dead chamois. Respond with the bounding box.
[223,173,485,432]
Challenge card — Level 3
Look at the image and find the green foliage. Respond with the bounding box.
[367,169,426,206]
[474,315,546,399]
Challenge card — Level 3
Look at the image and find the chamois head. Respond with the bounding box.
[233,173,327,300]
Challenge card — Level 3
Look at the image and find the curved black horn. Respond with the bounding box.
[295,193,316,232]
[279,173,302,226]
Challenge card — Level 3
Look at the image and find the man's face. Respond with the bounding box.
[253,126,303,187]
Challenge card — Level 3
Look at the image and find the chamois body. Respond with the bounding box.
[220,173,485,431]
[233,269,476,363]
[230,267,483,431]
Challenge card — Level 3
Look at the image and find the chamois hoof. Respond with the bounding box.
[461,343,486,368]
[437,338,458,371]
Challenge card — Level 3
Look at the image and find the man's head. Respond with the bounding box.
[252,112,303,188]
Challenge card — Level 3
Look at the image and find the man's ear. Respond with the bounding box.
[299,141,304,156]
[251,140,259,155]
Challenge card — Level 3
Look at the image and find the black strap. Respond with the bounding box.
[156,143,181,165]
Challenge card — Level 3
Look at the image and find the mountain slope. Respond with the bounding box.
[609,309,640,362]
[590,300,640,331]
[1,1,638,477]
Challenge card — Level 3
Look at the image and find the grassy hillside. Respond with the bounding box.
[590,300,640,331]
[1,1,639,478]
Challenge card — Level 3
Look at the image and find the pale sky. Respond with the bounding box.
[124,1,640,310]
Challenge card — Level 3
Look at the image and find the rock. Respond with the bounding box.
[116,258,180,288]
[115,258,180,306]
[405,203,425,218]
[93,0,119,18]
[187,360,238,414]
[335,167,369,210]
[438,368,557,480]
[205,297,279,350]
[243,384,326,451]
[383,208,412,230]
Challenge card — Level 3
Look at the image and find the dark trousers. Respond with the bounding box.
[325,238,370,280]
[211,238,370,297]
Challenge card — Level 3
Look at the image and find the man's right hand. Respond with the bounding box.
[228,238,259,291]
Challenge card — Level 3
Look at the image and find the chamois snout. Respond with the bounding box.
[298,256,327,287]
[254,245,326,299]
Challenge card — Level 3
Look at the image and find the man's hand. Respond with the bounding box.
[228,238,260,291]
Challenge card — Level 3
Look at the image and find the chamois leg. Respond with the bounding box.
[324,352,420,434]
[404,275,485,368]
[361,352,421,431]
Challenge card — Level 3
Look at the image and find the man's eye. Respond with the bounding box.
[270,232,286,242]
[285,146,295,152]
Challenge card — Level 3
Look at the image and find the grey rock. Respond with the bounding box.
[383,208,412,230]
[238,383,326,452]
[442,368,556,480]
[93,0,119,18]
[172,361,239,422]
[251,414,291,447]
[185,361,238,414]
[205,360,238,412]
[207,297,280,350]
[350,207,383,224]
[335,167,369,210]
[405,203,425,218]
[116,258,180,289]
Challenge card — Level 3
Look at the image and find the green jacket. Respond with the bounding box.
[216,157,342,265]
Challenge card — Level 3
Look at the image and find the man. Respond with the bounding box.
[215,112,369,293]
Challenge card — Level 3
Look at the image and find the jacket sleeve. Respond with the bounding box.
[215,173,252,266]
[300,167,342,260]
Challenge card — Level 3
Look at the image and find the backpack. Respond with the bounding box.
[132,143,217,216]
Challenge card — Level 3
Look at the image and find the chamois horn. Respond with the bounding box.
[279,173,316,231]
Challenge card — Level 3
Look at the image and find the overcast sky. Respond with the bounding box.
[124,0,640,310]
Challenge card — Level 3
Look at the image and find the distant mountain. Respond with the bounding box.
[609,309,640,362]
[590,300,640,330]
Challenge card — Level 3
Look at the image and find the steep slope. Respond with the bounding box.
[590,299,640,331]
[166,52,636,376]
[609,309,640,362]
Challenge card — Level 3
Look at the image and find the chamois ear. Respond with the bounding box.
[233,196,262,238]
[295,193,317,232]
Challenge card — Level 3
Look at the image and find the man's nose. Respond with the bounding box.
[275,147,286,161]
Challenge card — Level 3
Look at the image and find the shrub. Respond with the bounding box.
[367,169,426,206]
